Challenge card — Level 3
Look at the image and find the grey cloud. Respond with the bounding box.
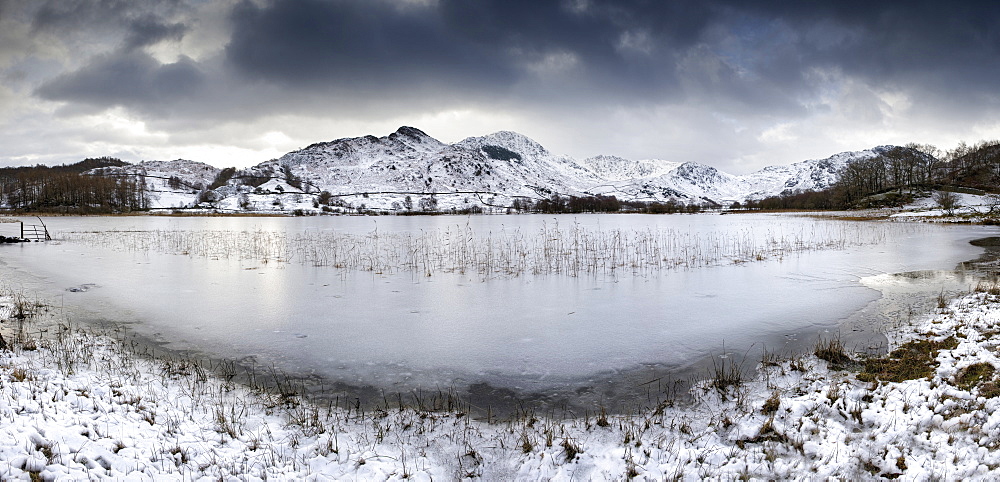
[223,0,716,103]
[36,50,205,114]
[18,0,1000,168]
[226,0,1000,117]
[124,15,189,50]
[32,0,190,51]
[32,0,166,31]
[36,0,1000,137]
[735,1,1000,96]
[225,0,519,90]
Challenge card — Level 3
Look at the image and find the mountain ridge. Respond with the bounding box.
[87,127,909,212]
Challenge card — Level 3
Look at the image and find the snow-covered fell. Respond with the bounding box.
[89,159,219,190]
[85,127,913,212]
[264,127,885,207]
[258,127,605,204]
[587,148,892,205]
[88,159,221,209]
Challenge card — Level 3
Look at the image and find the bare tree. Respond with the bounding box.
[934,190,960,215]
[985,193,1000,214]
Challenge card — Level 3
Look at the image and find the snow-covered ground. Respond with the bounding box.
[5,283,1000,479]
[888,191,994,219]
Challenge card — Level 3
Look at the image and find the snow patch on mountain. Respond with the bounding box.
[581,155,681,181]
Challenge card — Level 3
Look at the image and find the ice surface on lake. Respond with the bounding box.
[0,214,993,401]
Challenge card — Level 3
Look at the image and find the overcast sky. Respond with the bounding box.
[1,0,998,174]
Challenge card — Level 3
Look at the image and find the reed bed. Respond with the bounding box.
[60,220,916,278]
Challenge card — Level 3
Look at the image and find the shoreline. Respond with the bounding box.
[0,216,991,418]
[6,273,1000,478]
[0,216,995,479]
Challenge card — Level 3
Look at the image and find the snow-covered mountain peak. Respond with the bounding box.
[387,126,438,146]
[457,131,550,159]
[674,162,722,178]
[277,126,447,170]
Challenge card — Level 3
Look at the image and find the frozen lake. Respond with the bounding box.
[0,214,994,411]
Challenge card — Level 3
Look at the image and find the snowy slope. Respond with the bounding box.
[581,155,681,181]
[88,159,220,209]
[737,148,884,200]
[587,148,889,205]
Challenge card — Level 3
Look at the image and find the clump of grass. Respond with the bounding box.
[709,355,745,397]
[858,336,958,383]
[759,347,783,368]
[978,381,1000,398]
[595,406,610,428]
[9,366,31,382]
[519,433,534,454]
[814,336,851,367]
[736,415,787,447]
[825,383,841,403]
[956,362,996,390]
[761,391,781,415]
[10,290,42,320]
[937,290,949,309]
[561,438,582,462]
[975,280,1000,296]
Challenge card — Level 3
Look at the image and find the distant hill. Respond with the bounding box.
[0,157,127,175]
[941,141,1000,190]
[0,157,145,212]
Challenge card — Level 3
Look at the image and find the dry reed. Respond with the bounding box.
[60,219,912,279]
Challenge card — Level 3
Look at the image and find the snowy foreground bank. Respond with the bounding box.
[4,289,1000,480]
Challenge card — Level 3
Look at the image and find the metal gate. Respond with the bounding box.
[20,218,50,242]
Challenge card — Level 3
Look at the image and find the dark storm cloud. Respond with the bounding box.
[224,0,519,90]
[36,51,205,113]
[223,0,712,99]
[729,0,1000,97]
[29,0,1000,131]
[123,15,189,50]
[221,0,1000,105]
[32,0,189,51]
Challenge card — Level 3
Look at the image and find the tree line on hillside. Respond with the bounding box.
[744,140,1000,211]
[510,194,709,214]
[0,158,148,213]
